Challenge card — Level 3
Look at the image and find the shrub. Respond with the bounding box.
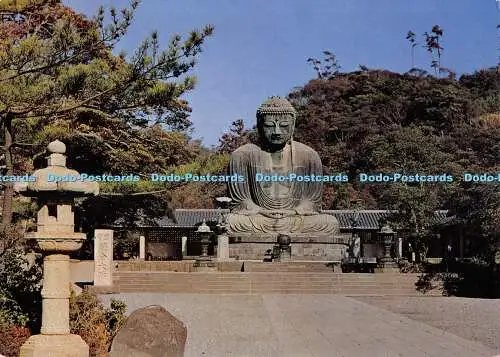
[0,323,31,357]
[70,290,127,357]
[0,242,42,332]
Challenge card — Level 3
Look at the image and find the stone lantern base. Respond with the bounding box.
[374,267,400,273]
[375,259,399,273]
[20,334,89,357]
[193,258,217,272]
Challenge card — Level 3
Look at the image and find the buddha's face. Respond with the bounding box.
[260,114,294,146]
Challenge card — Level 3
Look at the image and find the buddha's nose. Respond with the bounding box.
[274,125,283,134]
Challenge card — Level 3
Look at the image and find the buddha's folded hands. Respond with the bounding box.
[237,200,261,215]
[294,201,318,216]
[259,210,297,218]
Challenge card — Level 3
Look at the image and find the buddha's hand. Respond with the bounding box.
[238,200,261,215]
[260,210,296,219]
[294,201,319,216]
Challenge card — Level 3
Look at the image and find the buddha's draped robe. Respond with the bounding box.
[227,141,339,235]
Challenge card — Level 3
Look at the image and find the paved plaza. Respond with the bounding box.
[99,294,500,357]
[354,296,500,351]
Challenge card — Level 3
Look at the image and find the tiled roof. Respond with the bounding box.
[323,210,392,230]
[107,208,177,228]
[169,209,452,230]
[173,209,230,227]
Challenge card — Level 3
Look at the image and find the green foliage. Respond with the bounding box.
[0,0,214,228]
[217,119,253,154]
[449,183,500,261]
[0,245,42,329]
[70,290,127,356]
[307,50,341,79]
[0,0,47,12]
[106,298,127,341]
[288,66,499,259]
[113,231,139,259]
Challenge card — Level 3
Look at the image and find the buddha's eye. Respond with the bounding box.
[263,122,275,127]
[279,123,289,127]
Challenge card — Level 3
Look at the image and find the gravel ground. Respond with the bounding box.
[353,296,500,351]
[100,294,498,357]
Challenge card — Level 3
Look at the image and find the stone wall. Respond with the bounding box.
[229,242,345,261]
[116,260,244,272]
[70,260,94,283]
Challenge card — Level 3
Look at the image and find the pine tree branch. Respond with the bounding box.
[0,40,105,83]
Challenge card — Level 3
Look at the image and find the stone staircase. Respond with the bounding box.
[92,271,443,296]
[242,261,336,272]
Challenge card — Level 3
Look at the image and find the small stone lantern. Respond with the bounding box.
[16,140,98,357]
[377,224,397,270]
[193,219,217,271]
[197,219,212,260]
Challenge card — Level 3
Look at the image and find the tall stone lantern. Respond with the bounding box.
[193,219,216,271]
[197,219,212,260]
[376,224,398,272]
[16,140,99,357]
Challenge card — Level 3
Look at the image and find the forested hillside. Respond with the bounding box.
[0,0,497,258]
[218,67,499,258]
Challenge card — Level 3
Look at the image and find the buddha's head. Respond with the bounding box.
[256,96,296,148]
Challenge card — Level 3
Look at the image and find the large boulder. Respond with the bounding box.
[109,305,187,357]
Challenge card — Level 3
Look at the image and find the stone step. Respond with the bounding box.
[114,271,417,277]
[114,273,422,283]
[242,262,335,272]
[107,286,429,295]
[93,271,443,296]
[114,280,417,288]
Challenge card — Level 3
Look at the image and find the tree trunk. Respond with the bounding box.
[2,113,14,232]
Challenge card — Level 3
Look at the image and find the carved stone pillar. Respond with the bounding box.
[94,229,113,287]
[217,234,230,261]
[139,235,146,260]
[181,236,188,258]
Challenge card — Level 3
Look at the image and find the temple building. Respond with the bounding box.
[105,209,459,262]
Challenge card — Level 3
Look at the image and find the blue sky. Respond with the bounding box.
[65,0,498,147]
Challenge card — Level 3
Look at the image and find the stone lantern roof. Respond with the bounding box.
[14,140,99,197]
[196,219,212,234]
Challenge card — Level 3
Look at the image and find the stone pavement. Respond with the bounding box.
[353,296,500,351]
[99,294,498,357]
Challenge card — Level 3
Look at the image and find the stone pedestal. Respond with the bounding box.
[20,334,89,357]
[229,233,349,261]
[377,257,398,271]
[20,254,89,357]
[374,267,400,273]
[192,263,217,272]
[217,234,230,261]
[193,256,217,272]
[139,235,146,260]
[94,229,113,286]
[41,254,70,334]
[280,247,291,261]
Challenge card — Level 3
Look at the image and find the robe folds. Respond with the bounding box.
[227,141,339,235]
